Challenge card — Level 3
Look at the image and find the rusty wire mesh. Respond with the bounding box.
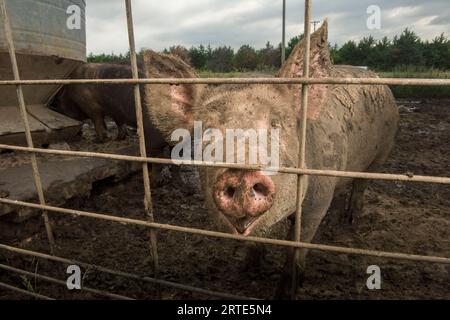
[0,0,449,300]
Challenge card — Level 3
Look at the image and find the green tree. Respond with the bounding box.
[367,37,392,70]
[207,46,235,72]
[391,28,424,67]
[257,41,281,69]
[424,34,450,69]
[358,36,376,66]
[286,34,303,59]
[87,52,129,64]
[189,45,208,69]
[167,45,191,65]
[234,45,258,70]
[87,28,450,73]
[330,43,341,64]
[337,40,359,65]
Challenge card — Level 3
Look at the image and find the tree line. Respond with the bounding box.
[87,28,450,72]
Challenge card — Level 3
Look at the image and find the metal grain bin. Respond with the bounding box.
[0,0,86,145]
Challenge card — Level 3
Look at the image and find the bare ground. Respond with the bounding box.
[0,99,449,300]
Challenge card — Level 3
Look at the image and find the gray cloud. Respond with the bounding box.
[85,0,450,54]
[429,15,450,26]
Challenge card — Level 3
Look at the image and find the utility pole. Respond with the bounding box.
[281,0,286,65]
[311,20,321,31]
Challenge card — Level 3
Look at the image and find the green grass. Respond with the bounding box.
[198,70,276,78]
[379,69,450,98]
[378,66,450,79]
[20,276,36,293]
[198,70,246,78]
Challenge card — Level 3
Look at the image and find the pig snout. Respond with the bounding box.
[213,170,275,234]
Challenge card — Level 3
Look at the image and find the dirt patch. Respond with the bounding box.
[0,99,449,299]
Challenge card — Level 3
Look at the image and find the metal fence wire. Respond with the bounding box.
[0,0,449,300]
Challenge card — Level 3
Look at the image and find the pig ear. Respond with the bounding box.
[278,20,331,119]
[279,19,331,77]
[143,50,201,142]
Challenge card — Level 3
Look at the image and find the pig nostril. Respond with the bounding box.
[253,183,268,197]
[225,186,236,198]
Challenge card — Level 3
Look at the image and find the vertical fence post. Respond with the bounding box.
[291,0,311,299]
[124,0,159,279]
[0,0,55,254]
[281,0,286,65]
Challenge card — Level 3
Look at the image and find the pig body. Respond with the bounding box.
[143,21,399,296]
[52,62,184,185]
[51,63,158,144]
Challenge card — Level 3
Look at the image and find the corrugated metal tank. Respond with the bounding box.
[0,0,86,107]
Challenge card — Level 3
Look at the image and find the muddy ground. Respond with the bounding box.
[0,99,449,300]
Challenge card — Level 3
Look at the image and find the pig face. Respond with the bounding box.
[190,85,301,236]
[144,22,331,236]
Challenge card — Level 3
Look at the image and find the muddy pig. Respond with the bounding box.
[51,63,154,143]
[144,20,399,297]
[52,62,194,186]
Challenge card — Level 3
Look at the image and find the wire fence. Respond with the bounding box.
[0,0,449,300]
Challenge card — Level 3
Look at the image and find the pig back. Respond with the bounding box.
[70,63,144,125]
[306,65,399,183]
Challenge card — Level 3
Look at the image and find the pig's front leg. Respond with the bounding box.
[151,163,165,187]
[275,179,336,299]
[274,217,301,299]
[344,178,369,224]
[343,156,387,224]
[147,143,170,188]
[92,116,108,143]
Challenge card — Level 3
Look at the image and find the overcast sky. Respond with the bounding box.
[85,0,450,54]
